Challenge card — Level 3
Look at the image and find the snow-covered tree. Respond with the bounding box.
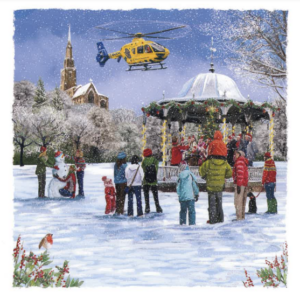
[273,99,287,158]
[33,78,47,109]
[13,81,36,110]
[87,107,118,157]
[12,107,34,166]
[30,107,65,148]
[66,113,92,151]
[116,123,141,158]
[199,10,287,101]
[48,87,73,112]
[111,108,138,125]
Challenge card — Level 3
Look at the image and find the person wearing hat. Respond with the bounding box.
[141,148,163,213]
[101,176,116,214]
[262,152,277,214]
[65,148,86,198]
[35,146,54,198]
[200,131,232,224]
[232,150,249,221]
[56,165,77,199]
[171,136,189,166]
[238,131,248,157]
[176,161,199,225]
[227,134,238,167]
[245,133,258,167]
[114,152,128,215]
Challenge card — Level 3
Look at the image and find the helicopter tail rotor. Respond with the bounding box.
[96,42,109,67]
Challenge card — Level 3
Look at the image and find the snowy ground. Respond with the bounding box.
[13,162,286,287]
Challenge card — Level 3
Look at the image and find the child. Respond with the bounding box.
[176,161,199,225]
[102,176,116,214]
[56,165,76,199]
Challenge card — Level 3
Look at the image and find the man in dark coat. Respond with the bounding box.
[227,134,237,167]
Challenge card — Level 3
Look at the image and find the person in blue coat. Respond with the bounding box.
[176,161,199,225]
[114,152,128,215]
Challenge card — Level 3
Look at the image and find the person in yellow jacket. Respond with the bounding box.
[199,133,232,224]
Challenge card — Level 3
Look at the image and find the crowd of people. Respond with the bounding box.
[34,129,277,226]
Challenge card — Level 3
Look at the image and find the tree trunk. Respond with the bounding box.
[20,142,24,167]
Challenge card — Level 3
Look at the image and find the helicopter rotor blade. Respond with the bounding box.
[101,37,134,41]
[143,36,174,39]
[142,25,186,36]
[95,26,135,36]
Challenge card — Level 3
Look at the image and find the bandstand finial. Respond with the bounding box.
[209,37,216,73]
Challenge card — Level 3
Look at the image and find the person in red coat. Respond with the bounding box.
[56,165,77,199]
[102,176,116,214]
[207,131,228,158]
[262,152,277,214]
[171,136,190,166]
[232,151,249,221]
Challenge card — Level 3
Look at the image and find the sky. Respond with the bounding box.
[14,9,273,114]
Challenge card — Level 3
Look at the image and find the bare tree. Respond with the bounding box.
[30,107,65,147]
[12,107,34,166]
[199,10,287,101]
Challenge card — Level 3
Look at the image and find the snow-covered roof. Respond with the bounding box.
[72,82,107,99]
[158,72,247,104]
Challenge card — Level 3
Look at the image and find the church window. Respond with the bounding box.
[100,100,106,108]
[88,91,94,104]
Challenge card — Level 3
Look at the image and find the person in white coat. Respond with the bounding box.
[125,155,144,217]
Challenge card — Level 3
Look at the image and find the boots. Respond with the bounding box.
[155,201,163,213]
[265,198,278,214]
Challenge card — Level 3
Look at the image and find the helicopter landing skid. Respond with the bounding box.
[126,62,167,71]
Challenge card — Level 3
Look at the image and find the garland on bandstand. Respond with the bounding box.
[141,99,280,118]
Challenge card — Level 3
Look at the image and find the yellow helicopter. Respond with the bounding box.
[95,25,185,71]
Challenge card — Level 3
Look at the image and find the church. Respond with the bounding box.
[60,26,109,109]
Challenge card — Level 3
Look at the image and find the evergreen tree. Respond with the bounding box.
[202,108,219,139]
[52,87,64,111]
[33,78,47,109]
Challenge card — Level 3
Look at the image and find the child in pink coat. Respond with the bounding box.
[102,176,116,214]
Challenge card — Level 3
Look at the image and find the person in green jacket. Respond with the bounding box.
[35,146,53,198]
[141,148,163,213]
[199,151,232,224]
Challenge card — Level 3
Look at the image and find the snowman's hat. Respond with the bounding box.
[54,151,62,158]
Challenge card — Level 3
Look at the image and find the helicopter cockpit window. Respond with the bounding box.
[151,43,165,53]
[137,46,144,54]
[145,45,153,53]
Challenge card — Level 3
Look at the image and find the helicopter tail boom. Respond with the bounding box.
[96,42,109,67]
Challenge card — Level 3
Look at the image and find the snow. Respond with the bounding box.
[158,72,247,104]
[73,82,107,99]
[13,162,286,287]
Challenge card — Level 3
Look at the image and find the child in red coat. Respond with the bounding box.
[57,165,77,199]
[102,176,116,214]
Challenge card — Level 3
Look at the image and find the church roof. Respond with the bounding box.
[73,82,107,99]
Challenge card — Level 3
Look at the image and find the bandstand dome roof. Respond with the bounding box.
[157,71,247,104]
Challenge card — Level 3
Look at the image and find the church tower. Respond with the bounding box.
[60,25,77,97]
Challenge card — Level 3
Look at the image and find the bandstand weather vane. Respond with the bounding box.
[209,37,216,73]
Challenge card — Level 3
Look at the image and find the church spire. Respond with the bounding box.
[68,24,71,43]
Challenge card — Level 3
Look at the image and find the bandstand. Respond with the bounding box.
[141,53,280,192]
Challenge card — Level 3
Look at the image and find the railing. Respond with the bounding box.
[157,166,263,183]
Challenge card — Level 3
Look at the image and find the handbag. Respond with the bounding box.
[124,165,140,194]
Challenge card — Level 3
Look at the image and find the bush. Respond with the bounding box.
[13,235,84,288]
[243,242,288,288]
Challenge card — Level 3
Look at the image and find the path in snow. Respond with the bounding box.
[13,162,286,287]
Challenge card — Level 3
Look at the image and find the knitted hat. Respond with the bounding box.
[102,176,107,182]
[40,146,47,153]
[117,152,126,159]
[179,161,188,172]
[264,152,272,158]
[54,151,62,157]
[228,135,232,140]
[245,133,252,141]
[143,148,152,157]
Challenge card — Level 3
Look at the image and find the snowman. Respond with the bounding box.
[48,151,69,198]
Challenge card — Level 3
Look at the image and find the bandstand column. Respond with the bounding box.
[269,113,275,158]
[141,123,147,158]
[222,117,227,143]
[161,120,167,166]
